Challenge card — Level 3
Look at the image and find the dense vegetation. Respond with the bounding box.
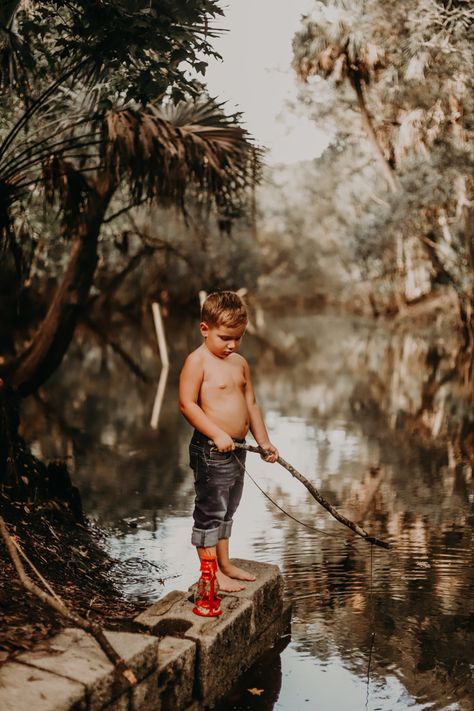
[289,0,473,336]
[0,1,261,498]
[1,0,472,493]
[0,0,263,659]
[0,2,472,676]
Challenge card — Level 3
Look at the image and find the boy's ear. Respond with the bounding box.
[200,322,209,338]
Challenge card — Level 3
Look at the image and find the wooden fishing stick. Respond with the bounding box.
[234,443,390,550]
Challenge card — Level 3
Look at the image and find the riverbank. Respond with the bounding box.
[0,502,145,660]
[6,309,473,709]
[0,559,290,711]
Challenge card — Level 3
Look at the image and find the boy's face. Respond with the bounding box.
[200,321,246,359]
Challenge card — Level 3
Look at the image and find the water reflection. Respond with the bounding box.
[21,312,473,710]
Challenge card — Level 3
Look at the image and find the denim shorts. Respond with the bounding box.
[189,429,247,547]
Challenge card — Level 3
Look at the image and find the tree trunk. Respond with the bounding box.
[0,379,21,488]
[5,180,113,397]
[0,0,21,28]
[457,294,474,351]
[351,73,398,193]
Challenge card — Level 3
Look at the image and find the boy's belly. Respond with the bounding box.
[201,393,249,439]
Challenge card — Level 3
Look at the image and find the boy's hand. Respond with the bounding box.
[259,441,279,463]
[213,432,235,452]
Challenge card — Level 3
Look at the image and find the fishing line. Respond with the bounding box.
[233,452,333,537]
[234,448,380,707]
[366,542,376,710]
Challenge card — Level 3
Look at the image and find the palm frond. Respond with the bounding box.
[0,95,262,255]
[102,99,261,216]
[293,3,384,84]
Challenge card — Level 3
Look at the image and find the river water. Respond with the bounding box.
[25,311,474,711]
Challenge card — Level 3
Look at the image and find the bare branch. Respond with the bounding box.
[0,516,137,685]
[234,443,390,550]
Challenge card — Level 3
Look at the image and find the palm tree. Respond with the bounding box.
[0,0,263,501]
[293,1,398,192]
[0,95,261,399]
[0,94,261,498]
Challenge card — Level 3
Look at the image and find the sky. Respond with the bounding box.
[202,0,331,165]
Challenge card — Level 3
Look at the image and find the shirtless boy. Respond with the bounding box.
[179,291,278,592]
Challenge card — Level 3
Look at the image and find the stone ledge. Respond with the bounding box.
[1,560,290,711]
[136,590,254,707]
[137,558,288,708]
[243,600,292,669]
[0,660,86,711]
[134,590,189,633]
[223,558,284,636]
[130,635,196,711]
[17,628,159,711]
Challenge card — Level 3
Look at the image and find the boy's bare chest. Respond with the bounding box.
[202,358,245,392]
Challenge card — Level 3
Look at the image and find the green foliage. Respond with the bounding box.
[2,0,224,104]
[293,0,389,86]
[291,0,474,313]
[0,1,260,264]
[0,1,263,397]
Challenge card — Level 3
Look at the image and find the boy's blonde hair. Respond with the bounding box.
[201,291,248,328]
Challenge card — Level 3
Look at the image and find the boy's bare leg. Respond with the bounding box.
[197,546,245,592]
[216,538,256,582]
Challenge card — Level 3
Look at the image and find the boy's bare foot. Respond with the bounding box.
[219,563,256,582]
[216,569,246,592]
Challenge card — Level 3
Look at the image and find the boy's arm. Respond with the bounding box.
[243,360,279,463]
[179,353,234,451]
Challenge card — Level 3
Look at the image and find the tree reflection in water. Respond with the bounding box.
[21,312,473,710]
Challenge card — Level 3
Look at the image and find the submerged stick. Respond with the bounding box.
[0,516,138,684]
[235,443,390,550]
[150,302,170,429]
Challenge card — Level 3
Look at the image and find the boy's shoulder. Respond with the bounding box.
[184,345,206,366]
[183,347,248,369]
[230,352,247,367]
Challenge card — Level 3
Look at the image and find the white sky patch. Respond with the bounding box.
[203,0,331,165]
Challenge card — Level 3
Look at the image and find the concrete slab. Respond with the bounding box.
[135,591,190,633]
[181,596,254,706]
[130,670,161,711]
[0,660,86,711]
[225,559,284,636]
[136,591,253,707]
[100,694,130,711]
[243,601,292,668]
[157,636,196,711]
[18,627,159,711]
[130,636,196,711]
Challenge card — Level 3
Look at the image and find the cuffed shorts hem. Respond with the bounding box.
[191,519,234,547]
[219,520,233,539]
[192,527,219,547]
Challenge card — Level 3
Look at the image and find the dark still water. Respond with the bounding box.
[24,311,474,711]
